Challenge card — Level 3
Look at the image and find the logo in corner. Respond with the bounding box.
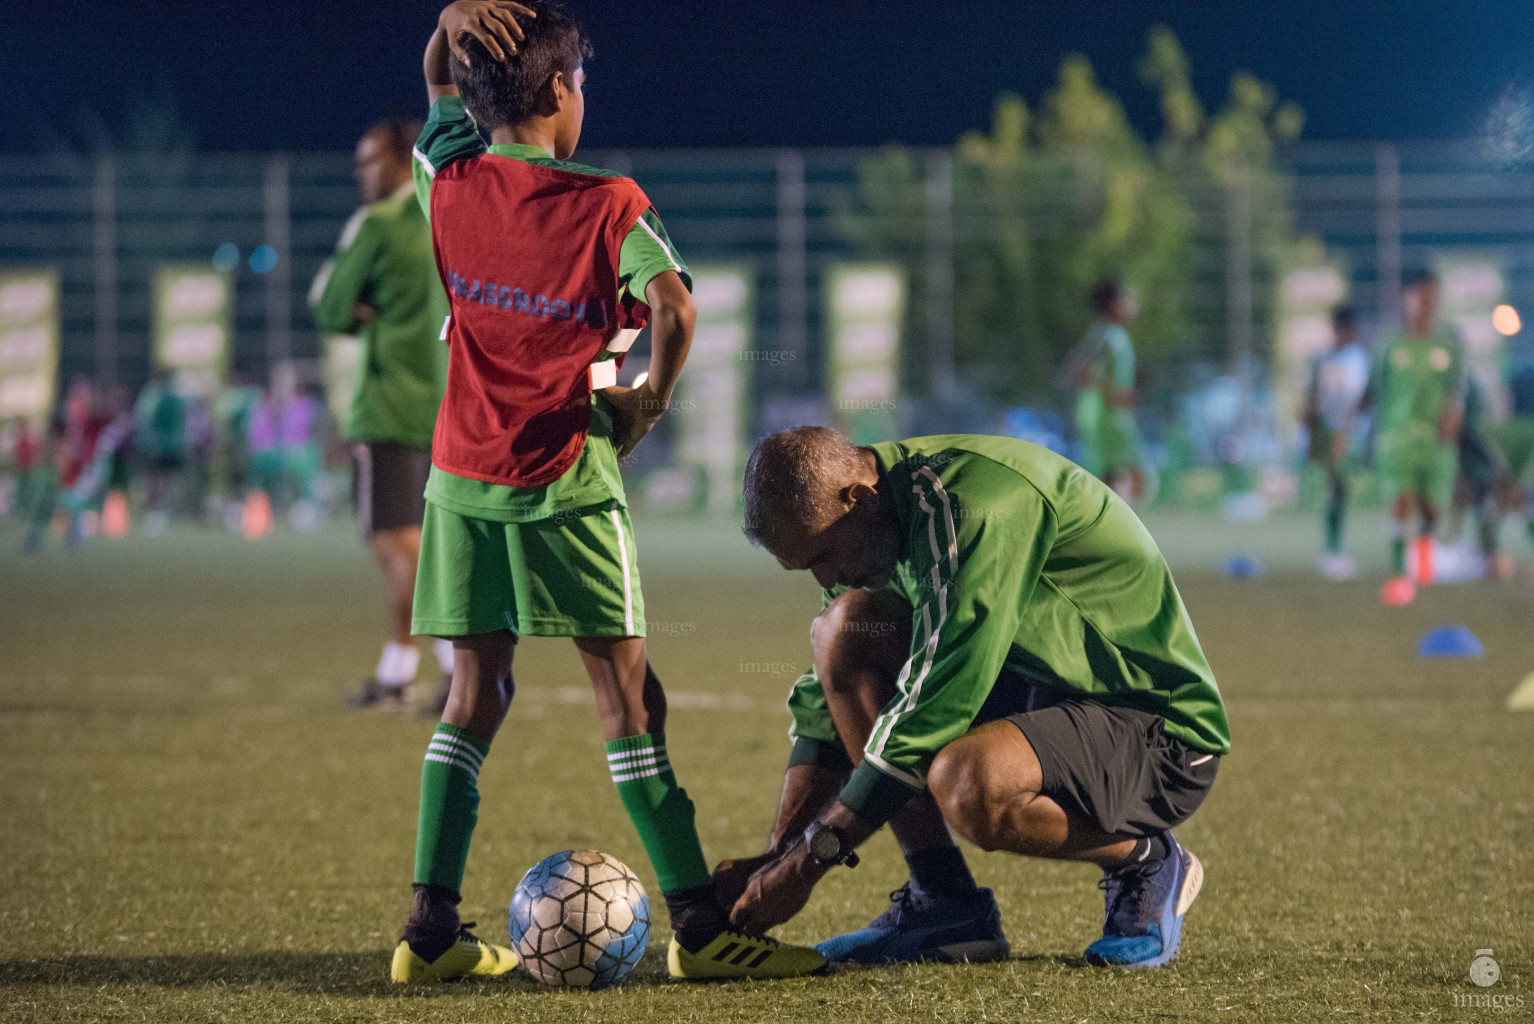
[1469,949,1500,988]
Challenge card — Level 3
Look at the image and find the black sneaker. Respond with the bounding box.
[345,678,409,710]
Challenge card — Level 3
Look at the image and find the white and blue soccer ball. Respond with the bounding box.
[508,849,650,989]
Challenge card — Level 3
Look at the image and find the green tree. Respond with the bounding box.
[844,55,1194,400]
[1142,26,1305,372]
[843,27,1306,402]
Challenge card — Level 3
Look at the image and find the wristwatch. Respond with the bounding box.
[803,822,859,868]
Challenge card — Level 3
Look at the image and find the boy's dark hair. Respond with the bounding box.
[366,116,424,163]
[1403,267,1439,290]
[1331,305,1357,331]
[1089,279,1123,315]
[450,1,592,132]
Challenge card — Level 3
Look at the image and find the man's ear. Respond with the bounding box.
[845,480,880,512]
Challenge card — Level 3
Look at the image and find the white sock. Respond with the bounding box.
[433,638,455,675]
[375,642,420,688]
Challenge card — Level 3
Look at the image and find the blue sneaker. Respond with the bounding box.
[1084,832,1204,968]
[815,885,1010,965]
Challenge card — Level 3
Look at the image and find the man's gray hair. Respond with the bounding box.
[742,425,865,547]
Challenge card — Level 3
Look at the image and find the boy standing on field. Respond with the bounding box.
[1366,269,1464,606]
[1303,305,1369,580]
[391,0,824,984]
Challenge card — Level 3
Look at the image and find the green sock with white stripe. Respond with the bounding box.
[605,733,710,894]
[413,724,490,892]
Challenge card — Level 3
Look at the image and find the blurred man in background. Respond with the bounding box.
[1073,280,1145,500]
[134,370,187,537]
[1451,375,1513,580]
[1303,305,1369,580]
[215,372,262,529]
[310,117,451,711]
[1489,366,1534,580]
[1366,269,1464,606]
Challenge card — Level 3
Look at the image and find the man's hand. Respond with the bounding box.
[729,841,828,935]
[711,852,778,912]
[351,302,376,328]
[599,382,667,460]
[440,1,535,66]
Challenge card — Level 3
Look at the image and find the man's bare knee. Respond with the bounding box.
[929,725,1038,853]
[928,740,1004,851]
[813,588,910,696]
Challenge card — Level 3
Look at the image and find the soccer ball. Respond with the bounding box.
[508,849,650,989]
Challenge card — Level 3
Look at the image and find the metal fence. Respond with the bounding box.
[4,141,1534,403]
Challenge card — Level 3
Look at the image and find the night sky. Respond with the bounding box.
[5,0,1534,154]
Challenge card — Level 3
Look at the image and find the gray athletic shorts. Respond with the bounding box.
[353,441,430,537]
[970,675,1220,837]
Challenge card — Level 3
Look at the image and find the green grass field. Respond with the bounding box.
[1,511,1530,1022]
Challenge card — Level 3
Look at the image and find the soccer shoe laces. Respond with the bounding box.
[1097,861,1161,936]
[722,928,785,948]
[887,884,914,924]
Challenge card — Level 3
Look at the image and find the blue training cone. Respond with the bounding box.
[1222,554,1265,579]
[1417,626,1484,659]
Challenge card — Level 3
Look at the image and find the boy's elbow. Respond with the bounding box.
[652,292,695,335]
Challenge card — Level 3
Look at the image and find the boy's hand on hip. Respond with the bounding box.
[440,1,536,66]
[600,383,667,460]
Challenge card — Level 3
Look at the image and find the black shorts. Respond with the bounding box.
[353,441,430,537]
[972,675,1220,837]
[151,451,184,474]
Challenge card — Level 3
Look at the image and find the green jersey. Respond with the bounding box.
[134,382,185,458]
[787,434,1227,823]
[1072,321,1142,476]
[309,183,448,447]
[410,96,690,522]
[1370,327,1464,444]
[1074,321,1135,423]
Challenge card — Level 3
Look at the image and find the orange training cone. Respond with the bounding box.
[102,489,130,538]
[242,489,273,540]
[1411,537,1435,584]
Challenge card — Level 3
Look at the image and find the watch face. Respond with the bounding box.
[808,827,841,862]
[1470,955,1500,987]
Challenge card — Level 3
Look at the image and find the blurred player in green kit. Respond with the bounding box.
[310,118,452,710]
[1073,279,1145,500]
[1365,269,1464,605]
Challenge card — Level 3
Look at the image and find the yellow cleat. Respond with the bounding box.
[667,930,827,980]
[390,927,519,983]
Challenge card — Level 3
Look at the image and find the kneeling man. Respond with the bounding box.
[722,428,1229,968]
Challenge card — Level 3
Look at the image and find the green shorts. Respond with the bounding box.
[1492,416,1534,487]
[1080,409,1143,478]
[411,500,646,639]
[1377,436,1457,508]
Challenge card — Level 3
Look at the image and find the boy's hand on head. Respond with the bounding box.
[440,0,536,66]
[599,383,668,460]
